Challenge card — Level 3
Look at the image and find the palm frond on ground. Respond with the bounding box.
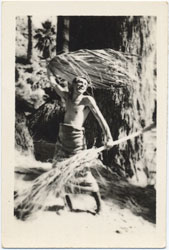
[14,124,155,220]
[14,147,102,220]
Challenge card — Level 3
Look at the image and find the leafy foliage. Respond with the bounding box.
[34,20,56,59]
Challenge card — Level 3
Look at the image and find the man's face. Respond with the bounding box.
[73,77,88,94]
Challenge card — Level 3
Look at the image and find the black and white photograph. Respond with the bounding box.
[2,1,167,248]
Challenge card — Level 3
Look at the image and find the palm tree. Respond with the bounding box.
[27,16,32,63]
[34,20,55,59]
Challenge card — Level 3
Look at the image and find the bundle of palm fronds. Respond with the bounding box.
[47,49,137,89]
[14,147,103,220]
[14,123,155,220]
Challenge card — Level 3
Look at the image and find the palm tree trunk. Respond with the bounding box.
[56,16,70,54]
[27,16,32,62]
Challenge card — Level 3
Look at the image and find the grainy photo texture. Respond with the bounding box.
[15,15,157,238]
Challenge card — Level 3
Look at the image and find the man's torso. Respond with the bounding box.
[64,95,90,128]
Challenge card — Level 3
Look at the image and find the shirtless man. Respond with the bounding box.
[47,69,113,213]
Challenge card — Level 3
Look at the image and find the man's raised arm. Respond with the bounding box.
[86,96,113,148]
[47,68,68,100]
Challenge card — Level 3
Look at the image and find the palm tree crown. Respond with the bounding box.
[34,20,55,59]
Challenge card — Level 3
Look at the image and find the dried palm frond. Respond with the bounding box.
[47,49,137,89]
[15,147,101,220]
[14,123,155,220]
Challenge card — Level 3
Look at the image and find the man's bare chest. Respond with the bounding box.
[65,97,88,115]
[66,102,86,114]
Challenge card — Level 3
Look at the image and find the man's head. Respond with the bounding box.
[72,76,89,94]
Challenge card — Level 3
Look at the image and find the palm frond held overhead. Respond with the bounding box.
[48,49,138,89]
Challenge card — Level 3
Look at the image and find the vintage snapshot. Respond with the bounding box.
[2,1,167,248]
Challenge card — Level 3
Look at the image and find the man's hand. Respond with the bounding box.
[46,67,68,100]
[104,136,114,149]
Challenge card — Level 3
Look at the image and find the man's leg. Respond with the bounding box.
[65,194,73,211]
[91,191,102,214]
[81,171,102,214]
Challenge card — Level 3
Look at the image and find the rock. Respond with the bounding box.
[28,100,65,143]
[15,112,34,154]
